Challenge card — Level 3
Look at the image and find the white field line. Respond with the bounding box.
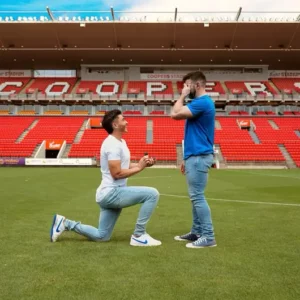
[160,194,300,207]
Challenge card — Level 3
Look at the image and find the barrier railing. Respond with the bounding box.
[1,93,300,102]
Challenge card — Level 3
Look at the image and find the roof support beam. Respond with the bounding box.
[235,7,242,22]
[110,7,119,47]
[229,7,243,50]
[229,24,238,49]
[287,23,300,49]
[46,6,62,49]
[229,7,243,49]
[46,6,55,21]
[172,8,178,48]
[0,37,5,48]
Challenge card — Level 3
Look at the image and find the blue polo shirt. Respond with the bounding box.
[183,94,215,160]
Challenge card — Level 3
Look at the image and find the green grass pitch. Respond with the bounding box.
[1,167,300,300]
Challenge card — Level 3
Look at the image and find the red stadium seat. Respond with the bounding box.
[77,81,124,95]
[271,78,300,94]
[26,78,77,95]
[0,77,31,95]
[225,81,277,96]
[128,81,173,96]
[0,116,299,165]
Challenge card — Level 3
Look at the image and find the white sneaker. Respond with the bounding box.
[50,214,66,242]
[130,233,162,247]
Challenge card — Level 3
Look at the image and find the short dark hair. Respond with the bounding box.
[182,71,206,87]
[102,109,122,134]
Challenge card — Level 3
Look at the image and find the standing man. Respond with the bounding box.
[50,109,161,247]
[171,71,217,248]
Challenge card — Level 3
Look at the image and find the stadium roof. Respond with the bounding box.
[0,21,299,69]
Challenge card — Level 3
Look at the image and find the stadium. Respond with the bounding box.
[1,6,300,300]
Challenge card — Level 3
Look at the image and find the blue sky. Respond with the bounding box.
[0,0,134,20]
[0,0,299,20]
[1,0,299,12]
[0,0,128,11]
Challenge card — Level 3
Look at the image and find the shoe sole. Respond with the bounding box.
[130,241,162,247]
[130,244,161,247]
[186,244,217,249]
[174,237,198,242]
[50,214,57,242]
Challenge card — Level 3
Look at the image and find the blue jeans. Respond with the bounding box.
[65,186,159,241]
[185,154,215,240]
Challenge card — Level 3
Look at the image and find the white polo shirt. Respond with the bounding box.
[96,135,130,202]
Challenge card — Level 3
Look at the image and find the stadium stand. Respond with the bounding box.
[225,81,277,95]
[0,110,10,115]
[44,110,64,115]
[0,73,299,167]
[23,117,85,144]
[177,81,225,96]
[70,110,89,115]
[220,143,285,162]
[149,111,165,115]
[0,115,299,165]
[128,81,173,96]
[271,78,300,94]
[17,110,36,115]
[0,116,37,157]
[284,142,300,167]
[76,81,124,95]
[95,111,107,115]
[0,77,31,95]
[229,111,249,115]
[25,78,77,94]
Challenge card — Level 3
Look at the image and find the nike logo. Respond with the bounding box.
[56,218,63,233]
[132,237,148,244]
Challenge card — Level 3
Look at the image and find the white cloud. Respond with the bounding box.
[120,0,300,21]
[125,0,300,12]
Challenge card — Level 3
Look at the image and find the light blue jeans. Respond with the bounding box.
[185,154,215,240]
[65,186,159,241]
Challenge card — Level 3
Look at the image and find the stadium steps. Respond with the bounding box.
[20,78,35,94]
[268,80,281,94]
[295,130,300,138]
[74,119,89,143]
[278,144,297,169]
[172,82,178,94]
[16,119,39,143]
[268,120,279,129]
[215,119,222,129]
[220,82,229,93]
[176,144,183,167]
[31,144,41,158]
[146,120,153,144]
[249,130,261,144]
[215,145,227,168]
[122,81,128,94]
[70,78,81,94]
[215,145,224,161]
[62,144,72,158]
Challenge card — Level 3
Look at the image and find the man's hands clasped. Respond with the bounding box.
[137,155,156,171]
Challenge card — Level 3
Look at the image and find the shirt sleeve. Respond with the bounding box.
[186,99,207,117]
[107,144,122,160]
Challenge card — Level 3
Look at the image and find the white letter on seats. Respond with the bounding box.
[294,82,300,90]
[0,82,22,96]
[147,82,167,96]
[45,82,70,96]
[244,82,272,96]
[96,82,119,96]
[205,82,220,97]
